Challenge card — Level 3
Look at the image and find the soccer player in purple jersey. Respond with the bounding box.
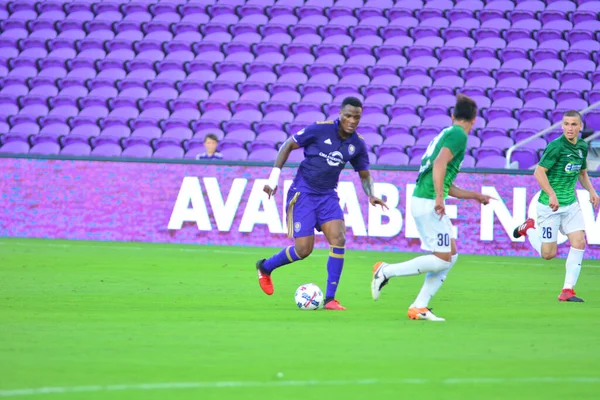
[255,97,388,310]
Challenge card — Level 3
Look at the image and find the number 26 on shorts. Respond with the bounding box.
[542,227,552,239]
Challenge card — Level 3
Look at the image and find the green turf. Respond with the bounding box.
[1,238,599,399]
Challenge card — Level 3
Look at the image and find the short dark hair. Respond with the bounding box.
[453,94,478,121]
[341,96,363,109]
[204,134,219,143]
[563,110,583,123]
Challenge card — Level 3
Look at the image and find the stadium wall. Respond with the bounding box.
[1,157,599,259]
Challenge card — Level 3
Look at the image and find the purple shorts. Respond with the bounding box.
[285,188,343,238]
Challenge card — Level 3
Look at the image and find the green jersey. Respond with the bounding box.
[538,135,588,206]
[414,125,468,199]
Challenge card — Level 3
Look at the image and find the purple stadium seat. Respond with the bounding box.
[542,20,572,32]
[246,147,276,161]
[474,136,514,159]
[517,107,546,121]
[53,78,89,98]
[122,143,153,158]
[512,147,540,169]
[523,97,556,111]
[487,117,519,130]
[497,77,528,90]
[475,155,507,169]
[377,152,409,166]
[561,78,592,91]
[149,4,181,23]
[466,135,482,149]
[511,128,536,142]
[380,133,414,151]
[519,117,552,131]
[93,2,123,22]
[557,98,588,110]
[214,147,245,160]
[37,1,66,20]
[30,138,61,156]
[0,140,30,154]
[91,143,123,157]
[19,95,49,118]
[515,1,545,11]
[61,142,92,156]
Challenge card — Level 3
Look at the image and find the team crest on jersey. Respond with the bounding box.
[348,144,355,155]
[294,222,301,232]
[578,150,583,158]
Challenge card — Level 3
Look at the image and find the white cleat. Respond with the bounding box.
[371,261,389,301]
[407,307,445,322]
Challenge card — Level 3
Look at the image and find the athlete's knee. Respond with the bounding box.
[295,245,313,259]
[541,249,556,260]
[328,231,346,248]
[540,242,557,260]
[570,234,586,250]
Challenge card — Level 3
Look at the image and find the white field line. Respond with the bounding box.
[0,241,598,267]
[1,377,600,397]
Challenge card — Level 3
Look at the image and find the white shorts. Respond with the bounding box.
[536,202,585,243]
[412,196,456,252]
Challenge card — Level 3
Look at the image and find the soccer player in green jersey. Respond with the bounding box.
[370,95,495,321]
[513,110,599,302]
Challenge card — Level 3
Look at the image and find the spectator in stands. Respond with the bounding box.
[196,134,223,160]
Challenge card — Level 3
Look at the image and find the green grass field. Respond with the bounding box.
[1,238,599,399]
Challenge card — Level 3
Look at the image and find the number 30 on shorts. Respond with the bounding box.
[437,233,450,247]
[542,227,553,239]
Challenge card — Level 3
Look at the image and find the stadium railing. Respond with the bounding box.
[505,100,600,169]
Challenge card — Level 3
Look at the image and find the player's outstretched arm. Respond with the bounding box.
[357,170,388,210]
[264,137,300,198]
[448,185,495,205]
[534,165,559,211]
[578,169,599,209]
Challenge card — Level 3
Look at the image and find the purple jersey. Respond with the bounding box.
[292,119,370,193]
[197,152,223,160]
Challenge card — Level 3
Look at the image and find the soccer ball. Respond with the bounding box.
[294,283,323,310]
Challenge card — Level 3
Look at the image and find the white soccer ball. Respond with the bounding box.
[294,283,323,310]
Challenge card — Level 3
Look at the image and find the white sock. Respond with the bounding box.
[564,247,584,290]
[411,254,458,308]
[383,254,451,278]
[526,228,542,256]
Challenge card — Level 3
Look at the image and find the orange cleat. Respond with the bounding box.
[256,259,274,295]
[324,299,346,311]
[407,307,445,321]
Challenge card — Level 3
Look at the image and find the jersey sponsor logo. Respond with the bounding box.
[319,151,344,167]
[324,138,332,145]
[579,150,583,158]
[564,163,582,174]
[296,129,305,136]
[348,144,355,155]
